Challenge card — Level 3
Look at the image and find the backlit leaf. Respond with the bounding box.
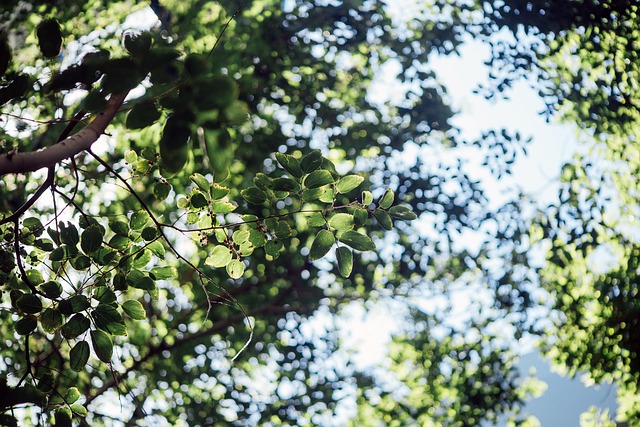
[338,231,376,252]
[309,229,335,261]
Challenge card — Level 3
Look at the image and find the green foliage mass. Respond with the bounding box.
[0,0,638,426]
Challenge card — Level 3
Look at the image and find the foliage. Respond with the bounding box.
[456,0,640,423]
[0,1,543,425]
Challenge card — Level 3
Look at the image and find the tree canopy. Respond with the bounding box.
[0,0,638,426]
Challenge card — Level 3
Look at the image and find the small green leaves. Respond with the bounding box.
[40,281,62,299]
[36,19,62,58]
[379,188,394,209]
[190,173,210,192]
[336,247,353,277]
[122,300,146,320]
[69,341,90,372]
[64,387,81,404]
[40,308,63,333]
[205,245,233,268]
[126,100,160,129]
[329,213,354,231]
[16,294,43,314]
[336,175,364,194]
[301,150,323,174]
[275,153,303,178]
[241,187,267,204]
[130,210,151,231]
[373,209,393,230]
[90,329,113,363]
[15,315,37,335]
[124,32,152,56]
[226,259,245,279]
[361,191,374,206]
[389,205,418,220]
[305,170,334,189]
[80,224,103,255]
[338,231,376,252]
[210,201,236,214]
[309,229,335,261]
[210,183,230,200]
[62,314,91,339]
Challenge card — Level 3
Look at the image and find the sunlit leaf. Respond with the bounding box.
[309,229,335,261]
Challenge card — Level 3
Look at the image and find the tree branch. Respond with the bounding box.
[0,93,127,177]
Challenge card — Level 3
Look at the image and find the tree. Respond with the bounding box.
[0,1,550,426]
[452,0,640,423]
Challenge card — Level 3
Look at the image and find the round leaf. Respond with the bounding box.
[90,329,113,363]
[80,224,103,255]
[309,229,335,261]
[122,300,146,320]
[338,231,376,252]
[226,259,245,279]
[69,341,90,372]
[379,188,394,209]
[336,175,365,194]
[304,170,334,189]
[336,247,353,278]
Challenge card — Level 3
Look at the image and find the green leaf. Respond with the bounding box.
[190,192,209,209]
[40,308,64,333]
[17,294,42,314]
[93,304,126,335]
[49,247,67,262]
[301,150,323,174]
[302,186,327,202]
[248,229,267,248]
[60,222,79,246]
[62,314,91,339]
[93,286,117,304]
[309,229,335,261]
[149,265,177,280]
[373,209,393,230]
[122,300,146,320]
[81,224,103,255]
[190,173,210,192]
[254,173,272,190]
[353,208,368,226]
[232,230,250,244]
[109,235,131,250]
[141,227,158,241]
[274,222,292,239]
[64,387,81,404]
[130,210,151,231]
[55,407,73,427]
[205,245,233,268]
[265,240,284,258]
[306,212,326,227]
[336,247,353,277]
[109,220,129,237]
[210,183,230,200]
[124,149,138,164]
[126,270,156,290]
[241,187,267,204]
[361,191,374,206]
[69,341,90,372]
[329,213,355,231]
[226,259,245,279]
[338,231,376,252]
[70,403,88,417]
[36,19,62,58]
[336,175,365,194]
[275,153,303,178]
[272,177,299,192]
[126,100,160,129]
[70,254,91,270]
[58,295,91,316]
[304,170,334,189]
[91,329,113,362]
[153,181,171,201]
[147,241,165,257]
[388,205,418,220]
[210,201,236,214]
[25,269,44,286]
[39,280,62,299]
[379,188,394,209]
[14,315,37,335]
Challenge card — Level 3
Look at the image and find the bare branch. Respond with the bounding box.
[0,93,127,177]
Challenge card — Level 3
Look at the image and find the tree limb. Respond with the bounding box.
[0,93,127,177]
